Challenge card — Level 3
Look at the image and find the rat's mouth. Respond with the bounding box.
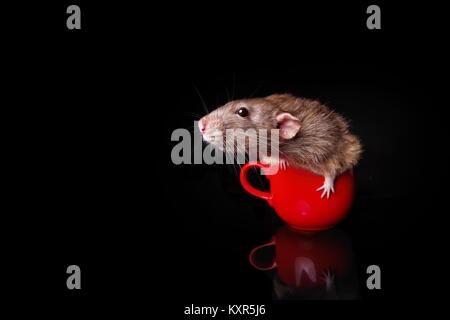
[202,130,223,144]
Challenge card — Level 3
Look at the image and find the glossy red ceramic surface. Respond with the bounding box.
[240,162,355,231]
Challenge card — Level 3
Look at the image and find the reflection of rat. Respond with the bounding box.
[198,94,362,198]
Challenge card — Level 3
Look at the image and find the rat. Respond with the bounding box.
[198,93,362,198]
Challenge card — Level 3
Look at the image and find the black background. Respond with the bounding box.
[5,0,449,317]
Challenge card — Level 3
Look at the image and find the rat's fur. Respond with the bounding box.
[199,94,362,196]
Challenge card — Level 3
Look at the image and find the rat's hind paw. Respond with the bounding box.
[320,268,336,292]
[321,268,335,285]
[316,176,335,199]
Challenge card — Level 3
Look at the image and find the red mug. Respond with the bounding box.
[240,162,355,231]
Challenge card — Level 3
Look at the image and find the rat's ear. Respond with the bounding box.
[276,113,300,139]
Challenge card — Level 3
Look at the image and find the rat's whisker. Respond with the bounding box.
[231,72,236,100]
[225,86,231,102]
[248,81,263,98]
[184,112,204,119]
[192,83,210,114]
[225,140,240,177]
[231,131,287,159]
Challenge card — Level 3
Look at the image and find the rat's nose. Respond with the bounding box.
[198,118,207,133]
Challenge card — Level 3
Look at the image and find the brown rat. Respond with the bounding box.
[198,93,362,198]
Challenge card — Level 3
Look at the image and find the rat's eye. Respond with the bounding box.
[236,107,249,117]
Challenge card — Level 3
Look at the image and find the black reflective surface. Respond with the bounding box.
[176,191,425,302]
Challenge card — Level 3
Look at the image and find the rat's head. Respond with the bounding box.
[198,94,301,152]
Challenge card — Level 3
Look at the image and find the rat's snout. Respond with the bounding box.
[198,118,207,133]
[197,114,224,146]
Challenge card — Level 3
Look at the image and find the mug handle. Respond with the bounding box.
[240,162,273,204]
[248,239,277,271]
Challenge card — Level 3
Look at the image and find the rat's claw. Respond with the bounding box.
[279,158,289,170]
[316,176,335,199]
[321,268,335,282]
[315,185,328,198]
[320,268,335,291]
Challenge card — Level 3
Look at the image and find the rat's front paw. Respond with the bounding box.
[316,175,335,199]
[260,156,288,171]
[279,158,289,170]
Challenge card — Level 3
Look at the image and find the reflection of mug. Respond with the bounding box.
[240,162,354,231]
[249,226,359,299]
